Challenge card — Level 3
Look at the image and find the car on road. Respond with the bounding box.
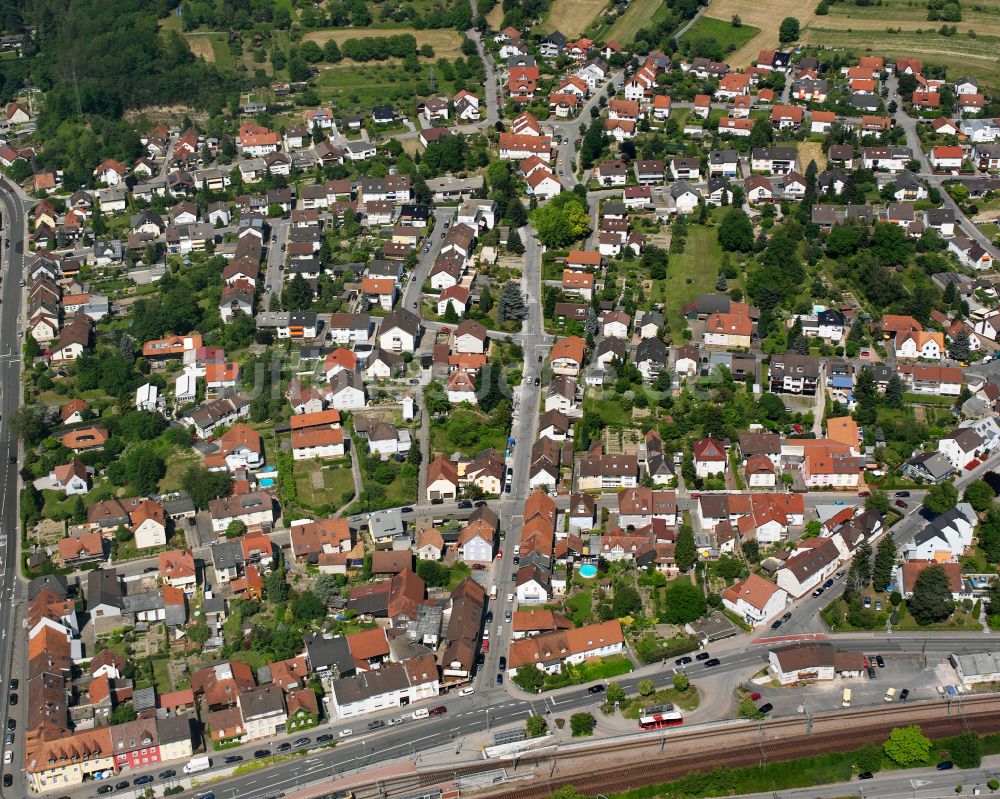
[770,619,782,629]
[895,499,908,509]
[277,742,292,752]
[534,376,540,386]
[115,781,130,790]
[495,550,502,559]
[338,728,354,738]
[254,749,271,758]
[512,556,520,565]
[704,658,721,667]
[867,666,877,679]
[782,612,792,621]
[97,785,114,795]
[811,587,824,597]
[367,720,386,730]
[7,693,15,706]
[758,703,773,714]
[695,652,711,661]
[823,579,834,589]
[159,770,177,779]
[504,609,512,623]
[5,732,12,745]
[440,232,446,238]
[675,656,692,666]
[459,687,475,696]
[485,611,493,623]
[900,689,910,701]
[389,717,404,726]
[937,760,954,770]
[9,680,17,691]
[2,775,10,787]
[457,500,472,509]
[292,737,311,748]
[429,705,448,716]
[858,771,874,780]
[224,755,243,764]
[896,491,911,497]
[588,684,605,694]
[496,673,504,685]
[2,752,10,765]
[6,720,14,731]
[875,655,885,668]
[750,692,761,700]
[423,246,430,253]
[858,490,870,497]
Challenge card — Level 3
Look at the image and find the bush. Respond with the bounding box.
[673,673,689,692]
[570,712,597,737]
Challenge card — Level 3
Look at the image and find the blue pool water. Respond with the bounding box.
[259,478,275,488]
[579,564,598,578]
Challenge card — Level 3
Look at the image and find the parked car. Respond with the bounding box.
[498,656,507,670]
[588,684,605,694]
[429,706,448,716]
[458,687,475,696]
[858,771,874,780]
[97,786,114,795]
[338,729,354,738]
[876,655,885,668]
[496,673,504,685]
[867,666,877,679]
[277,743,292,752]
[485,611,494,623]
[457,500,472,509]
[937,761,954,770]
[675,656,692,666]
[159,770,177,779]
[899,689,910,701]
[6,719,13,731]
[895,491,911,497]
[695,652,711,661]
[2,774,11,787]
[811,587,824,598]
[292,737,311,748]
[895,499,908,509]
[758,703,773,714]
[115,782,130,790]
[750,692,762,700]
[7,693,15,706]
[823,579,834,589]
[704,658,721,667]
[770,619,782,629]
[254,750,271,758]
[388,717,404,726]
[863,596,871,608]
[367,720,385,731]
[224,755,243,764]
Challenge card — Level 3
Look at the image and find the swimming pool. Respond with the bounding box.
[579,564,597,578]
[259,478,275,488]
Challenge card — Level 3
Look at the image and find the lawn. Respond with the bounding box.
[183,33,236,69]
[540,654,633,690]
[584,395,634,427]
[820,0,1000,37]
[151,656,173,694]
[657,223,724,336]
[294,462,355,510]
[430,408,509,457]
[316,62,458,115]
[302,27,464,57]
[679,16,760,53]
[620,685,701,718]
[565,590,593,625]
[160,452,200,495]
[801,26,1000,91]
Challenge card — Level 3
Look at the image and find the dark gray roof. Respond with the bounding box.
[87,569,123,611]
[304,633,355,675]
[211,541,245,571]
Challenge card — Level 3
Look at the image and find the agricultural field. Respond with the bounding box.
[486,3,504,27]
[819,0,1000,35]
[302,27,464,58]
[606,0,668,43]
[706,0,817,66]
[544,0,610,37]
[679,15,760,53]
[801,25,1000,91]
[315,61,459,114]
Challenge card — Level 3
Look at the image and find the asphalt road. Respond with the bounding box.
[0,177,29,797]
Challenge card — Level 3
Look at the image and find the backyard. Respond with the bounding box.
[679,16,760,53]
[430,408,510,456]
[653,223,725,335]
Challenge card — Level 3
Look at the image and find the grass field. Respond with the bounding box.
[801,25,1000,90]
[706,0,817,66]
[544,0,609,37]
[679,15,760,52]
[486,3,504,28]
[658,223,724,334]
[820,0,1000,36]
[315,61,458,113]
[606,0,665,44]
[303,27,464,57]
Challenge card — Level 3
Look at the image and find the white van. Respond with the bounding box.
[884,687,896,703]
[411,708,429,720]
[841,688,852,708]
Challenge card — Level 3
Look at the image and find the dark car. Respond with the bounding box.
[858,771,874,780]
[899,689,910,701]
[2,774,10,787]
[276,742,292,752]
[457,500,472,509]
[895,499,908,509]
[867,666,877,679]
[429,705,448,716]
[770,619,782,629]
[704,658,721,667]
[695,652,711,661]
[7,693,16,706]
[782,612,792,621]
[496,673,504,685]
[143,566,158,573]
[875,655,885,668]
[758,703,773,714]
[937,760,954,770]
[367,720,386,730]
[134,776,153,786]
[115,782,130,790]
[9,680,17,691]
[431,498,444,505]
[513,556,520,565]
[823,579,834,589]
[224,755,243,764]
[811,587,824,597]
[896,491,911,497]
[6,719,14,731]
[159,770,176,779]
[475,501,488,507]
[317,734,334,744]
[97,785,114,795]
[534,376,540,386]
[254,750,271,759]
[401,507,414,513]
[588,684,605,694]
[499,656,507,670]
[485,611,494,623]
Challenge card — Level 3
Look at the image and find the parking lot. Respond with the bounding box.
[753,653,941,717]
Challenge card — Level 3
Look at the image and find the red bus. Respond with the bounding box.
[638,711,683,730]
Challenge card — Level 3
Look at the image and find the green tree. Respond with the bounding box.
[507,228,525,254]
[514,664,544,692]
[925,482,958,515]
[580,121,606,169]
[883,725,931,766]
[315,573,345,606]
[872,535,897,593]
[865,489,890,515]
[854,743,883,773]
[948,731,983,768]
[949,329,972,362]
[497,281,528,324]
[612,585,642,617]
[718,210,754,252]
[675,523,697,572]
[416,559,451,588]
[606,682,626,704]
[884,373,904,409]
[111,701,138,725]
[673,673,689,691]
[531,194,590,247]
[662,580,707,624]
[963,480,996,512]
[778,16,801,42]
[124,445,166,495]
[283,274,313,311]
[226,520,247,538]
[749,116,773,149]
[291,590,326,621]
[637,678,655,696]
[570,712,597,737]
[526,715,548,738]
[909,564,955,624]
[181,466,233,510]
[265,569,289,603]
